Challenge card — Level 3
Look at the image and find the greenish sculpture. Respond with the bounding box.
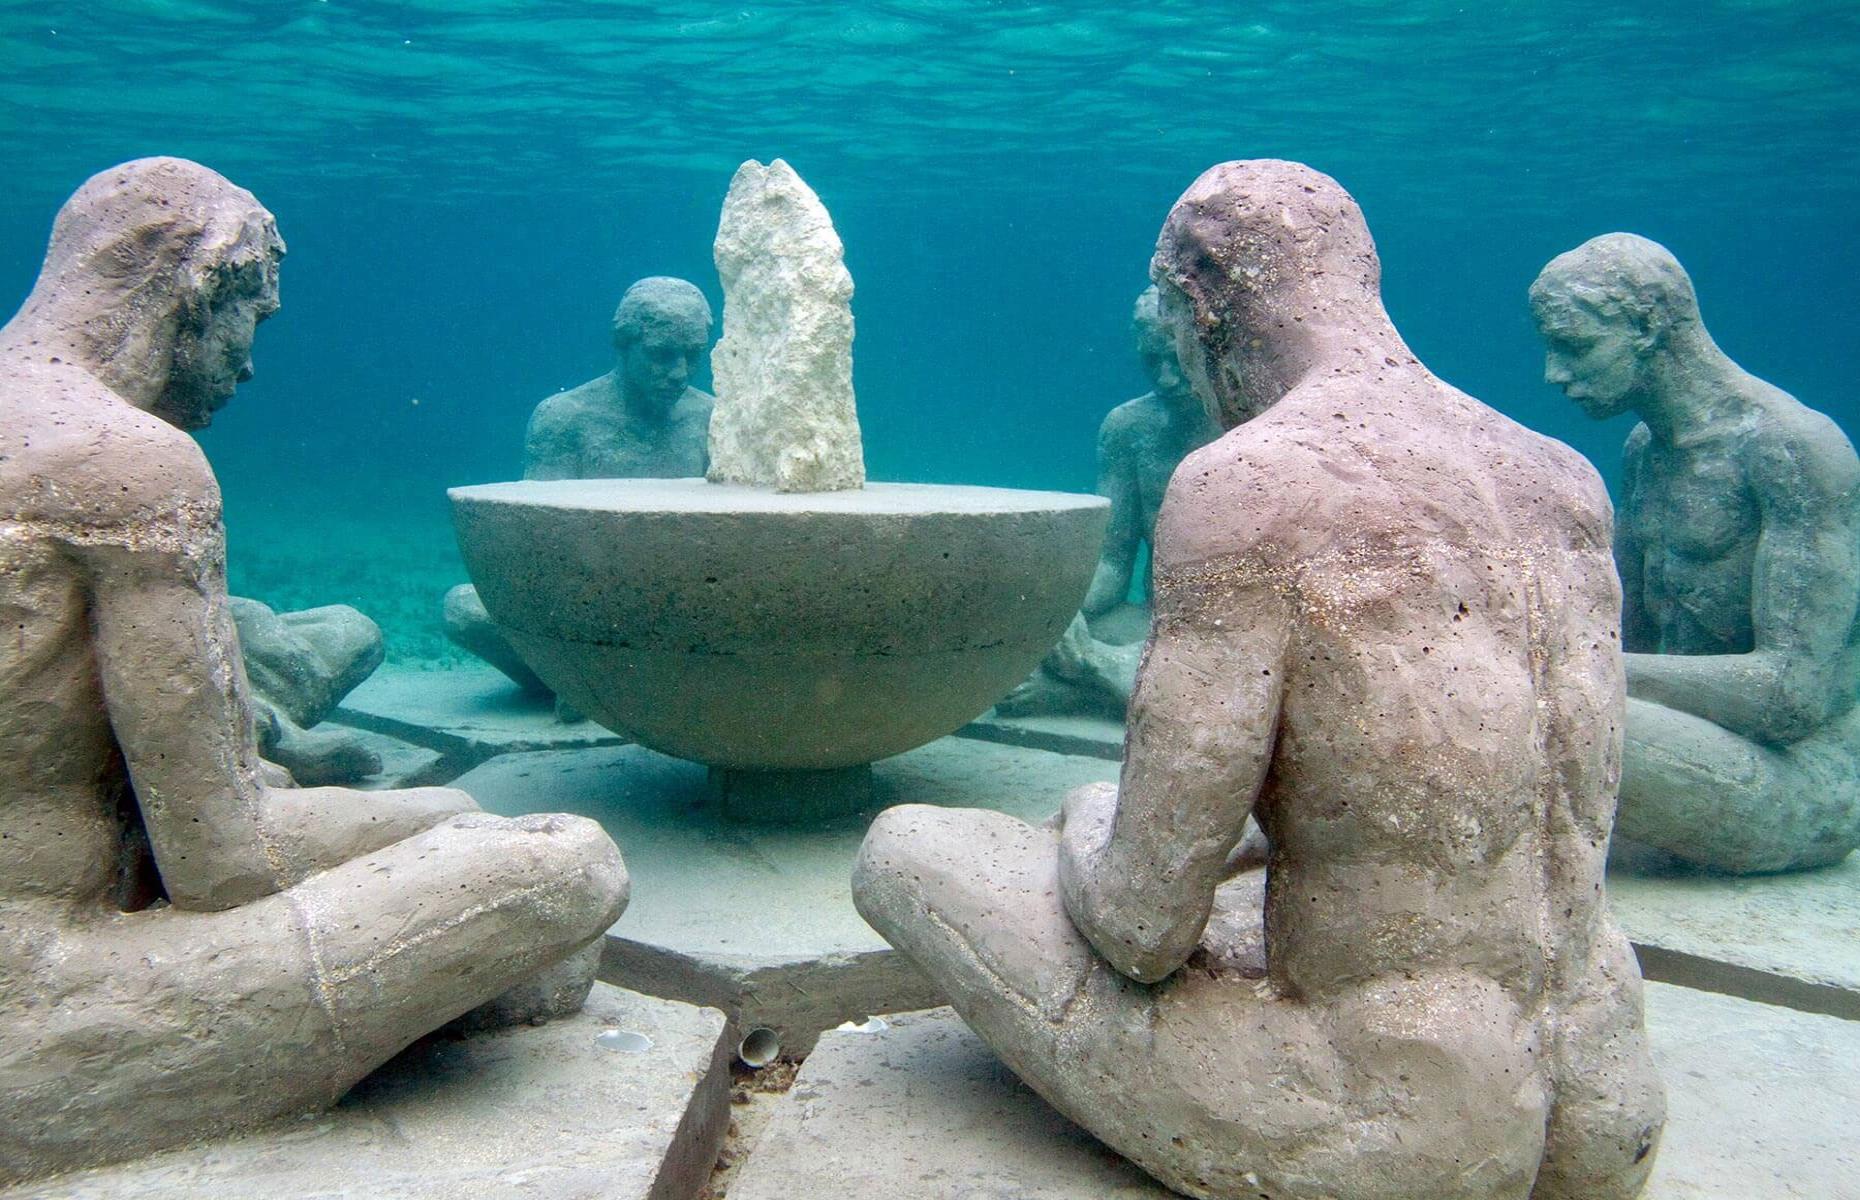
[1533,234,1860,874]
[443,277,714,692]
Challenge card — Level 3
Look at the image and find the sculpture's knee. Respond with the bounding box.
[851,803,939,939]
[455,811,630,945]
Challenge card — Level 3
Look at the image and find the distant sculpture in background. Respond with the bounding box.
[857,160,1664,1200]
[232,597,385,785]
[996,285,1215,719]
[443,276,715,695]
[0,158,628,1183]
[1533,233,1860,874]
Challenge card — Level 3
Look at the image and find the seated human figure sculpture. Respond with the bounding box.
[232,595,386,784]
[442,276,714,695]
[855,161,1664,1200]
[1532,234,1860,874]
[0,158,628,1183]
[997,285,1217,719]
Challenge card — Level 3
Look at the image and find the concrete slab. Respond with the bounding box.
[726,983,1860,1200]
[6,983,732,1200]
[341,725,451,789]
[1611,849,1860,1020]
[452,737,1118,1057]
[331,662,626,762]
[958,709,1125,761]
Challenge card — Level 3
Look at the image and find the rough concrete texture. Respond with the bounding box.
[1610,849,1860,1017]
[855,160,1663,1199]
[453,736,1117,1054]
[334,662,627,760]
[0,158,628,1184]
[4,983,733,1200]
[450,478,1107,775]
[231,596,388,784]
[1533,233,1860,874]
[708,158,863,492]
[725,985,1856,1200]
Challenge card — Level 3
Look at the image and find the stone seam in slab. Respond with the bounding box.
[725,987,1860,1200]
[1631,942,1860,1022]
[3,984,733,1200]
[956,712,1125,761]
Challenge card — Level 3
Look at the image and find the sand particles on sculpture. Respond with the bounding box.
[708,158,865,493]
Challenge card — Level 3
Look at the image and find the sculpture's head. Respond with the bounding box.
[612,276,713,420]
[23,157,283,431]
[1131,285,1193,410]
[1530,233,1700,421]
[1151,159,1389,431]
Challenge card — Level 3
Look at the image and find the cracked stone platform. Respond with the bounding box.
[1609,848,1860,1020]
[957,708,1124,761]
[332,663,627,765]
[725,983,1860,1200]
[4,983,731,1200]
[451,737,1117,1057]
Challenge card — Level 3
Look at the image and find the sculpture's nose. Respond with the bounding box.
[237,360,255,383]
[1543,355,1570,386]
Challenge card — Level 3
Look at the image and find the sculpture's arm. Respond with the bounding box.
[76,511,284,911]
[522,396,578,481]
[1627,425,1860,743]
[1082,414,1141,616]
[1058,576,1290,982]
[1614,433,1658,653]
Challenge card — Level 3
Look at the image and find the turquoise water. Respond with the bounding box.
[3,2,1856,660]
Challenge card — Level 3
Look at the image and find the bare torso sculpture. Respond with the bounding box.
[0,159,627,1183]
[443,277,713,692]
[1532,234,1860,874]
[856,161,1663,1200]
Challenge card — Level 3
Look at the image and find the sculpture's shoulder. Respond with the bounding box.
[1743,385,1860,509]
[0,363,217,532]
[1154,401,1337,566]
[671,387,714,432]
[1097,395,1157,447]
[526,374,615,439]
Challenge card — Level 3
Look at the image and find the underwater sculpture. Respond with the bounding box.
[451,158,1106,820]
[855,160,1665,1200]
[998,284,1218,718]
[443,275,715,693]
[1533,234,1860,873]
[233,596,386,784]
[0,158,628,1182]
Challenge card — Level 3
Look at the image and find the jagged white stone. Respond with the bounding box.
[708,158,865,492]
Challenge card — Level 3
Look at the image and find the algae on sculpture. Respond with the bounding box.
[0,158,628,1183]
[443,275,715,694]
[1533,233,1860,874]
[856,160,1664,1200]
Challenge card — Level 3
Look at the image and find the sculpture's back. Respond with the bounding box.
[855,160,1663,1200]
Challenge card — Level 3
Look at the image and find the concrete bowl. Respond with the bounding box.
[450,479,1109,771]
